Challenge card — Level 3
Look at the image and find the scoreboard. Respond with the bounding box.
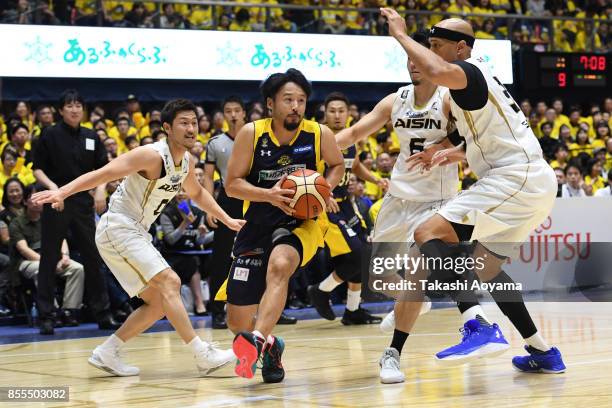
[521,52,610,90]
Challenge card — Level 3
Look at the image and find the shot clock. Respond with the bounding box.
[522,52,609,90]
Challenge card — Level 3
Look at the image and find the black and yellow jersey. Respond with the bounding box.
[332,145,356,201]
[244,118,325,225]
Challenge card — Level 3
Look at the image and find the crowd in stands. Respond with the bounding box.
[0,91,609,325]
[1,0,609,52]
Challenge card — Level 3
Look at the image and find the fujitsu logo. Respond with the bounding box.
[516,216,591,272]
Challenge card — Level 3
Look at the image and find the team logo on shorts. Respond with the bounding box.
[233,267,250,281]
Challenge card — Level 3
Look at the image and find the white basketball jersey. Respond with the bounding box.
[108,139,190,230]
[449,57,544,178]
[389,84,458,202]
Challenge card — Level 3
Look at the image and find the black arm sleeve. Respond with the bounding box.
[447,129,466,149]
[449,60,488,111]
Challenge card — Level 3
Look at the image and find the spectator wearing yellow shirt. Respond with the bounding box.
[592,122,610,150]
[341,0,366,34]
[0,147,35,202]
[558,124,573,146]
[103,137,118,161]
[529,112,542,137]
[549,144,569,170]
[604,138,612,172]
[126,95,146,130]
[429,0,451,27]
[107,109,138,143]
[230,8,253,31]
[584,158,605,195]
[189,4,214,29]
[538,108,564,139]
[320,0,347,34]
[567,107,589,137]
[32,105,55,140]
[472,0,494,27]
[3,124,32,169]
[551,98,570,126]
[476,18,501,39]
[108,117,134,155]
[197,114,213,146]
[367,152,392,201]
[447,0,473,16]
[569,128,593,158]
[15,101,34,133]
[138,108,162,138]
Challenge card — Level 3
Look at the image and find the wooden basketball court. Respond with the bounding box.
[1,302,610,407]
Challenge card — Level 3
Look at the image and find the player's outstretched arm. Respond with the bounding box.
[225,123,295,214]
[336,94,395,149]
[182,161,245,232]
[31,147,160,209]
[380,8,468,90]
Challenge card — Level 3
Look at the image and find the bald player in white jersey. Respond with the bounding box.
[33,99,245,377]
[381,9,566,373]
[336,32,500,383]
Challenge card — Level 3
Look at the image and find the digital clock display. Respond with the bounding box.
[532,53,610,89]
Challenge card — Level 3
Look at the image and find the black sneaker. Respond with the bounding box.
[341,307,383,325]
[51,311,63,328]
[39,318,54,335]
[62,309,79,327]
[262,336,285,383]
[212,313,228,329]
[307,285,335,320]
[277,312,297,325]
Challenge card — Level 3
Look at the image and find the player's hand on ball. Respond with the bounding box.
[31,189,66,211]
[224,218,246,232]
[326,196,340,213]
[269,175,296,216]
[380,8,407,39]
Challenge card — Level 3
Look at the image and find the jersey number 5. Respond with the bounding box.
[153,199,170,216]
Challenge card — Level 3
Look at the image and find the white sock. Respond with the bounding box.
[188,336,205,355]
[525,332,550,352]
[461,305,490,324]
[100,334,124,350]
[319,274,341,292]
[346,289,361,312]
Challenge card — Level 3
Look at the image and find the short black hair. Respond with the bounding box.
[540,121,553,131]
[221,95,246,112]
[161,99,197,127]
[116,117,130,125]
[1,145,17,162]
[564,162,582,176]
[125,135,138,146]
[1,177,25,208]
[324,92,350,109]
[23,184,38,202]
[260,68,311,101]
[36,104,52,114]
[10,123,29,136]
[58,89,84,109]
[554,144,568,154]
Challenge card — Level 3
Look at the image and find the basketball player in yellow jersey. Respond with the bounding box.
[308,91,387,325]
[224,69,344,382]
[32,99,244,377]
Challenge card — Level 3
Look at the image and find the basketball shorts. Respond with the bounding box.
[216,219,324,306]
[96,212,169,298]
[319,199,365,257]
[438,159,557,258]
[372,193,449,244]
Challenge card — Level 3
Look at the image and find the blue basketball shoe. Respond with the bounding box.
[512,346,566,373]
[435,319,510,365]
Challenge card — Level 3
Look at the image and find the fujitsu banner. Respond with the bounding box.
[504,197,612,300]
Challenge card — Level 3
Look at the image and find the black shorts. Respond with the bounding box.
[226,220,323,306]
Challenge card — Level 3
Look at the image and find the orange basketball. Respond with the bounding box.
[281,169,330,220]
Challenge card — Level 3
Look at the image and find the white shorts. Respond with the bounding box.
[438,159,557,257]
[372,193,449,243]
[96,212,169,298]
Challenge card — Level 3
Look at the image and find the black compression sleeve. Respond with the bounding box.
[450,60,488,111]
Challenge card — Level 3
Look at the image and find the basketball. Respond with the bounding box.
[281,169,330,219]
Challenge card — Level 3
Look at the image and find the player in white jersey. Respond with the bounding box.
[32,99,245,377]
[336,32,499,383]
[381,10,566,373]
